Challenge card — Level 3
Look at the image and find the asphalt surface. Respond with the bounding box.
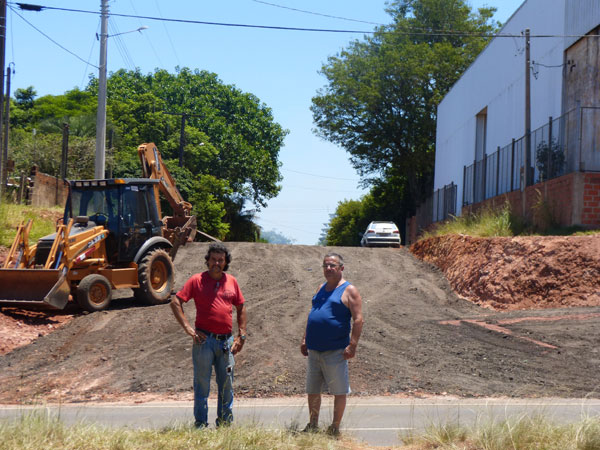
[2,397,600,447]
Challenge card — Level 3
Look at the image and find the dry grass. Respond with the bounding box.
[0,411,373,450]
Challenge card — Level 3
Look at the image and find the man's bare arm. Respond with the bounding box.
[343,285,364,359]
[170,295,201,343]
[231,304,247,355]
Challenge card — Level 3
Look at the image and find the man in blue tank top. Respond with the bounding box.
[300,252,364,437]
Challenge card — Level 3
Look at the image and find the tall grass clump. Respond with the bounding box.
[401,413,600,449]
[0,411,368,450]
[423,202,522,239]
[0,203,62,247]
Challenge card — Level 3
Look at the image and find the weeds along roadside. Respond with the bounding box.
[421,200,599,240]
[0,411,371,450]
[3,410,600,449]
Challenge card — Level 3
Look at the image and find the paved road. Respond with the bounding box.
[2,397,600,447]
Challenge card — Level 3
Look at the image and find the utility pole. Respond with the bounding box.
[3,65,11,187]
[0,0,6,202]
[524,28,532,188]
[165,111,203,167]
[95,0,108,179]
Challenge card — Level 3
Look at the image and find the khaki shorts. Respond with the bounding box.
[306,348,351,395]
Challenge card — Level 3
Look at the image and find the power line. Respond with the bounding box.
[11,3,600,39]
[10,5,99,68]
[152,0,178,66]
[283,167,360,182]
[12,4,375,34]
[250,0,384,26]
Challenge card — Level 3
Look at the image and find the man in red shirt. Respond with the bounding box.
[170,243,247,428]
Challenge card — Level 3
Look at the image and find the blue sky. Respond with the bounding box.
[7,0,523,244]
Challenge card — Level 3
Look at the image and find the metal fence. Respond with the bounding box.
[463,106,600,206]
[432,182,457,222]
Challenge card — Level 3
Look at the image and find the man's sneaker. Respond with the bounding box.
[326,425,340,437]
[302,423,319,433]
[194,421,208,429]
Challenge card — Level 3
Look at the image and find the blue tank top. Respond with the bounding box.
[305,281,351,351]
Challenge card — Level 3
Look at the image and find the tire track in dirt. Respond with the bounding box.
[2,242,600,402]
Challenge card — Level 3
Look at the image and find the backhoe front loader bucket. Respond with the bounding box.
[0,268,70,310]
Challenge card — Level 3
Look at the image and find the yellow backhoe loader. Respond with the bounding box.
[0,143,198,312]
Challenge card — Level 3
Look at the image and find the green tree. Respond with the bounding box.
[85,67,287,240]
[312,0,498,225]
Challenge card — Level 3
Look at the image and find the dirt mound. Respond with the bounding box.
[2,240,600,403]
[410,234,600,310]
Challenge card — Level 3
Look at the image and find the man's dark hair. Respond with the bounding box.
[324,252,344,266]
[205,242,232,271]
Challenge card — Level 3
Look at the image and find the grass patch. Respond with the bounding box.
[422,202,599,240]
[401,413,600,449]
[423,203,520,239]
[0,203,62,248]
[0,411,370,450]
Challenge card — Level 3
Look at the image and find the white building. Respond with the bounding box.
[434,0,600,218]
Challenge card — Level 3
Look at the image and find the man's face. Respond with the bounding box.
[322,256,343,280]
[207,251,226,276]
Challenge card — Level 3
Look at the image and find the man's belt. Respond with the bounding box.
[196,328,231,340]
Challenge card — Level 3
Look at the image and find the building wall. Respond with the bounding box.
[435,0,566,215]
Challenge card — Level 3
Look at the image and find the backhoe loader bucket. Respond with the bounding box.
[0,268,70,310]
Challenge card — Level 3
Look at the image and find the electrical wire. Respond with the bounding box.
[152,0,178,66]
[128,0,165,68]
[9,4,99,68]
[80,21,100,89]
[110,20,138,70]
[283,167,361,182]
[250,0,384,26]
[11,2,600,39]
[12,4,374,34]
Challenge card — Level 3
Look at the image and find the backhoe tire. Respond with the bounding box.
[76,274,112,312]
[134,248,174,305]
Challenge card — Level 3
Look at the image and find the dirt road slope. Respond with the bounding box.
[1,242,600,403]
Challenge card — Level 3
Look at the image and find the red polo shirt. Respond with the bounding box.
[176,271,245,334]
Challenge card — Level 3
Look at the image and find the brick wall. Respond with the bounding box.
[582,173,600,225]
[28,168,68,208]
[460,172,600,229]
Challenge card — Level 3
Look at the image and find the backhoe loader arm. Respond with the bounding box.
[137,143,192,219]
[137,143,198,257]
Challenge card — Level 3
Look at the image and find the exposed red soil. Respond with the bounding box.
[410,234,600,310]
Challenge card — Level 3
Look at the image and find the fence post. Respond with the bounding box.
[472,159,477,204]
[462,165,467,206]
[545,116,552,180]
[510,138,515,192]
[482,153,488,201]
[17,172,26,204]
[495,146,500,196]
[577,104,583,171]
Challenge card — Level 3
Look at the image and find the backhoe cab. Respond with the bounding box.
[0,143,198,312]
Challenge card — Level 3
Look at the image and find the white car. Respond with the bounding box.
[360,221,401,248]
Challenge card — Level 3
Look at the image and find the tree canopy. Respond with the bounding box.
[8,67,287,240]
[312,0,498,243]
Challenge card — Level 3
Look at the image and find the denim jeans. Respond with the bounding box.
[192,335,235,427]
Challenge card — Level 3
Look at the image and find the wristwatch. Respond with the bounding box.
[239,334,246,341]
